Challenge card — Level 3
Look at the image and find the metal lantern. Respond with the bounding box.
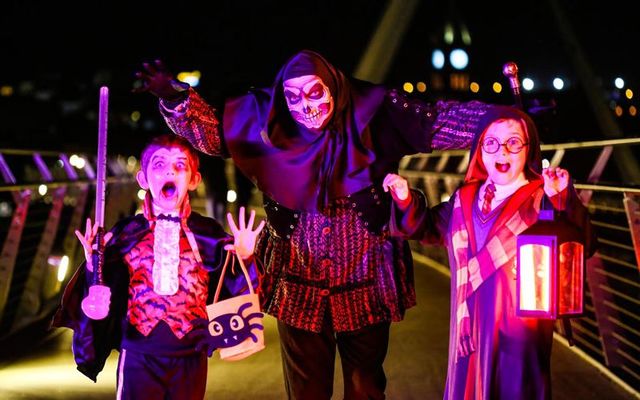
[516,209,585,319]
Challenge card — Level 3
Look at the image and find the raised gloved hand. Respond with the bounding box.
[133,59,190,102]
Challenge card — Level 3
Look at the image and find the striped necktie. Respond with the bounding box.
[481,182,496,215]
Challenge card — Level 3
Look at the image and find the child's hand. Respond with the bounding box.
[74,218,113,272]
[457,318,476,359]
[382,173,410,206]
[542,167,569,197]
[226,207,266,260]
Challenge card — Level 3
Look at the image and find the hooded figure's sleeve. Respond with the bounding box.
[377,89,495,154]
[389,188,454,245]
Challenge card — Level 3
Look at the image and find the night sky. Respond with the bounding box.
[1,0,639,156]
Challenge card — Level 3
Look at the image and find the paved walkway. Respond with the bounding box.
[0,258,636,399]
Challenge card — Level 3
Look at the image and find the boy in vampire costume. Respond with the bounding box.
[52,134,265,399]
[135,50,498,399]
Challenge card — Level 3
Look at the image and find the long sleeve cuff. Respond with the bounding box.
[548,187,568,211]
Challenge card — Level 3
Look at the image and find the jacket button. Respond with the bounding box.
[320,289,330,296]
[322,226,331,235]
[322,259,332,267]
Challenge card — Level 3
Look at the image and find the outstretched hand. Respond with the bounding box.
[542,167,569,197]
[382,173,411,208]
[132,59,190,101]
[225,207,266,260]
[74,218,113,272]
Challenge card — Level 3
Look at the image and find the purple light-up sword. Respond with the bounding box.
[81,86,112,320]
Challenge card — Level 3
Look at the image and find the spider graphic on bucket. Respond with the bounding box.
[192,301,264,356]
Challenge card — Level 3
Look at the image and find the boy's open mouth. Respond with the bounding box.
[495,162,510,173]
[161,181,177,199]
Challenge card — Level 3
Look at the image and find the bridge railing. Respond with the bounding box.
[0,149,139,339]
[399,137,640,394]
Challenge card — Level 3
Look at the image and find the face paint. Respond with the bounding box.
[480,119,529,185]
[136,147,201,216]
[283,74,334,130]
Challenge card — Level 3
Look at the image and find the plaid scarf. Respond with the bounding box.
[450,180,543,350]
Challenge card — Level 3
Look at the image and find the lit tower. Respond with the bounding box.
[429,2,471,93]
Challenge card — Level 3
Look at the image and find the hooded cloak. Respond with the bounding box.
[223,50,385,210]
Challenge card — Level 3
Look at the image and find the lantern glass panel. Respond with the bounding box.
[518,243,551,313]
[558,241,584,315]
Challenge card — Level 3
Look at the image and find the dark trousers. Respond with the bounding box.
[116,349,207,400]
[278,316,390,400]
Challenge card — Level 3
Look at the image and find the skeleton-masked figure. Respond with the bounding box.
[137,49,496,399]
[282,74,334,130]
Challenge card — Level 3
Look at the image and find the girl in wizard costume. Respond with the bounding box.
[383,106,596,399]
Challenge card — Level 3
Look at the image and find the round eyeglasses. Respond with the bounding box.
[481,136,528,154]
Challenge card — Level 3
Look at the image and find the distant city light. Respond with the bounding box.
[629,105,637,117]
[403,82,414,93]
[552,78,564,90]
[38,184,47,196]
[0,201,12,217]
[522,78,534,91]
[469,82,480,93]
[449,49,469,70]
[177,71,201,87]
[130,111,141,122]
[492,82,502,93]
[75,157,86,169]
[625,89,633,99]
[57,255,69,282]
[444,23,454,45]
[0,86,14,97]
[431,49,445,70]
[615,105,623,117]
[70,154,86,169]
[461,25,471,45]
[416,82,427,92]
[137,189,147,200]
[227,190,237,203]
[542,159,550,169]
[614,77,625,89]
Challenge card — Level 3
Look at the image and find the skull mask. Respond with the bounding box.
[283,74,334,130]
